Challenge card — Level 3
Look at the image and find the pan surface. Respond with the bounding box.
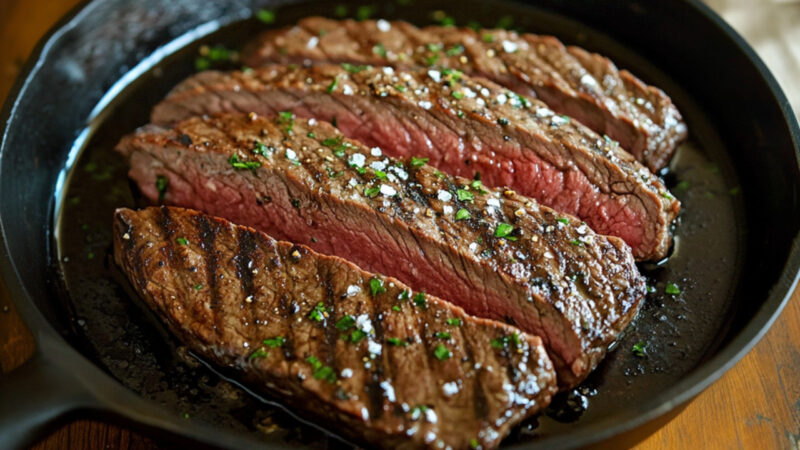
[1,0,799,449]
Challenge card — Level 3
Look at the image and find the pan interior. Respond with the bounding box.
[51,1,744,446]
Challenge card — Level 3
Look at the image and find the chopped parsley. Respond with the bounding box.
[342,63,370,73]
[446,318,462,326]
[355,5,374,20]
[470,438,480,449]
[494,222,516,240]
[374,170,387,179]
[410,156,429,167]
[433,344,451,360]
[482,33,495,43]
[326,76,339,94]
[364,186,381,198]
[632,341,646,357]
[249,348,269,359]
[176,237,188,245]
[451,91,465,100]
[350,329,367,343]
[557,217,569,225]
[308,301,327,322]
[455,208,470,220]
[434,332,451,339]
[256,9,275,24]
[194,284,203,290]
[394,84,407,92]
[252,141,270,156]
[156,175,168,202]
[665,283,681,295]
[660,191,674,200]
[373,43,387,58]
[369,277,387,296]
[570,239,584,246]
[228,153,261,171]
[307,132,315,138]
[491,332,521,350]
[456,189,474,202]
[392,305,402,312]
[335,315,356,331]
[470,179,488,194]
[445,44,464,56]
[387,337,406,346]
[263,336,285,348]
[306,356,337,383]
[413,292,427,309]
[398,290,410,301]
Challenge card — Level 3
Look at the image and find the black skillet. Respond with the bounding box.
[1,0,799,448]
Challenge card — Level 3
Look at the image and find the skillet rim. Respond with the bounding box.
[0,0,798,448]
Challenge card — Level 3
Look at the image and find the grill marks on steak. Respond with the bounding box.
[116,113,646,387]
[240,17,687,172]
[113,206,557,449]
[151,64,678,261]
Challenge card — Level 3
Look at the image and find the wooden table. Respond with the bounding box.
[1,1,799,448]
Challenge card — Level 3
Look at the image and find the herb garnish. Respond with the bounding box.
[263,336,285,348]
[308,302,327,322]
[433,344,451,360]
[410,156,429,167]
[387,337,407,346]
[342,63,370,73]
[326,76,339,94]
[306,356,337,383]
[256,9,276,24]
[153,176,168,203]
[413,292,427,309]
[249,348,269,359]
[665,283,681,295]
[364,186,380,198]
[434,332,451,339]
[490,332,521,349]
[336,315,356,331]
[446,318,462,326]
[456,189,474,202]
[557,217,569,225]
[494,223,516,240]
[455,209,470,220]
[176,237,188,245]
[228,153,261,171]
[632,341,646,357]
[369,277,387,296]
[373,43,387,58]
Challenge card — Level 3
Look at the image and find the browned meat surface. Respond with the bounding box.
[150,65,679,261]
[116,113,646,387]
[113,206,558,449]
[241,17,687,171]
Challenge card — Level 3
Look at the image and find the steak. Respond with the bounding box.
[241,17,687,172]
[113,206,558,449]
[151,64,679,261]
[116,113,646,387]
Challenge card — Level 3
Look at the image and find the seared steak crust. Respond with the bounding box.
[116,113,646,387]
[151,64,679,261]
[241,17,687,171]
[113,206,557,449]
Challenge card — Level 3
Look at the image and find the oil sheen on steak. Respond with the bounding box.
[241,17,688,172]
[116,113,646,387]
[113,206,557,449]
[150,64,679,261]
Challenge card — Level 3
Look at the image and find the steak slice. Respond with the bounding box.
[241,17,687,172]
[151,65,679,261]
[116,113,646,387]
[113,206,557,449]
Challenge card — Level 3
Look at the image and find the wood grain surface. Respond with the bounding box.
[1,1,799,449]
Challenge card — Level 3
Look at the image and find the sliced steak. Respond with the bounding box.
[116,113,646,387]
[151,65,679,261]
[241,17,687,171]
[113,206,557,449]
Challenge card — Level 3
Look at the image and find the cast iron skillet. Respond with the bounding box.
[1,0,799,448]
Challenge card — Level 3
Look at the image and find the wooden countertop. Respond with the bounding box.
[1,1,799,448]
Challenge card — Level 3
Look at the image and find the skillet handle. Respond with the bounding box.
[0,350,94,450]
